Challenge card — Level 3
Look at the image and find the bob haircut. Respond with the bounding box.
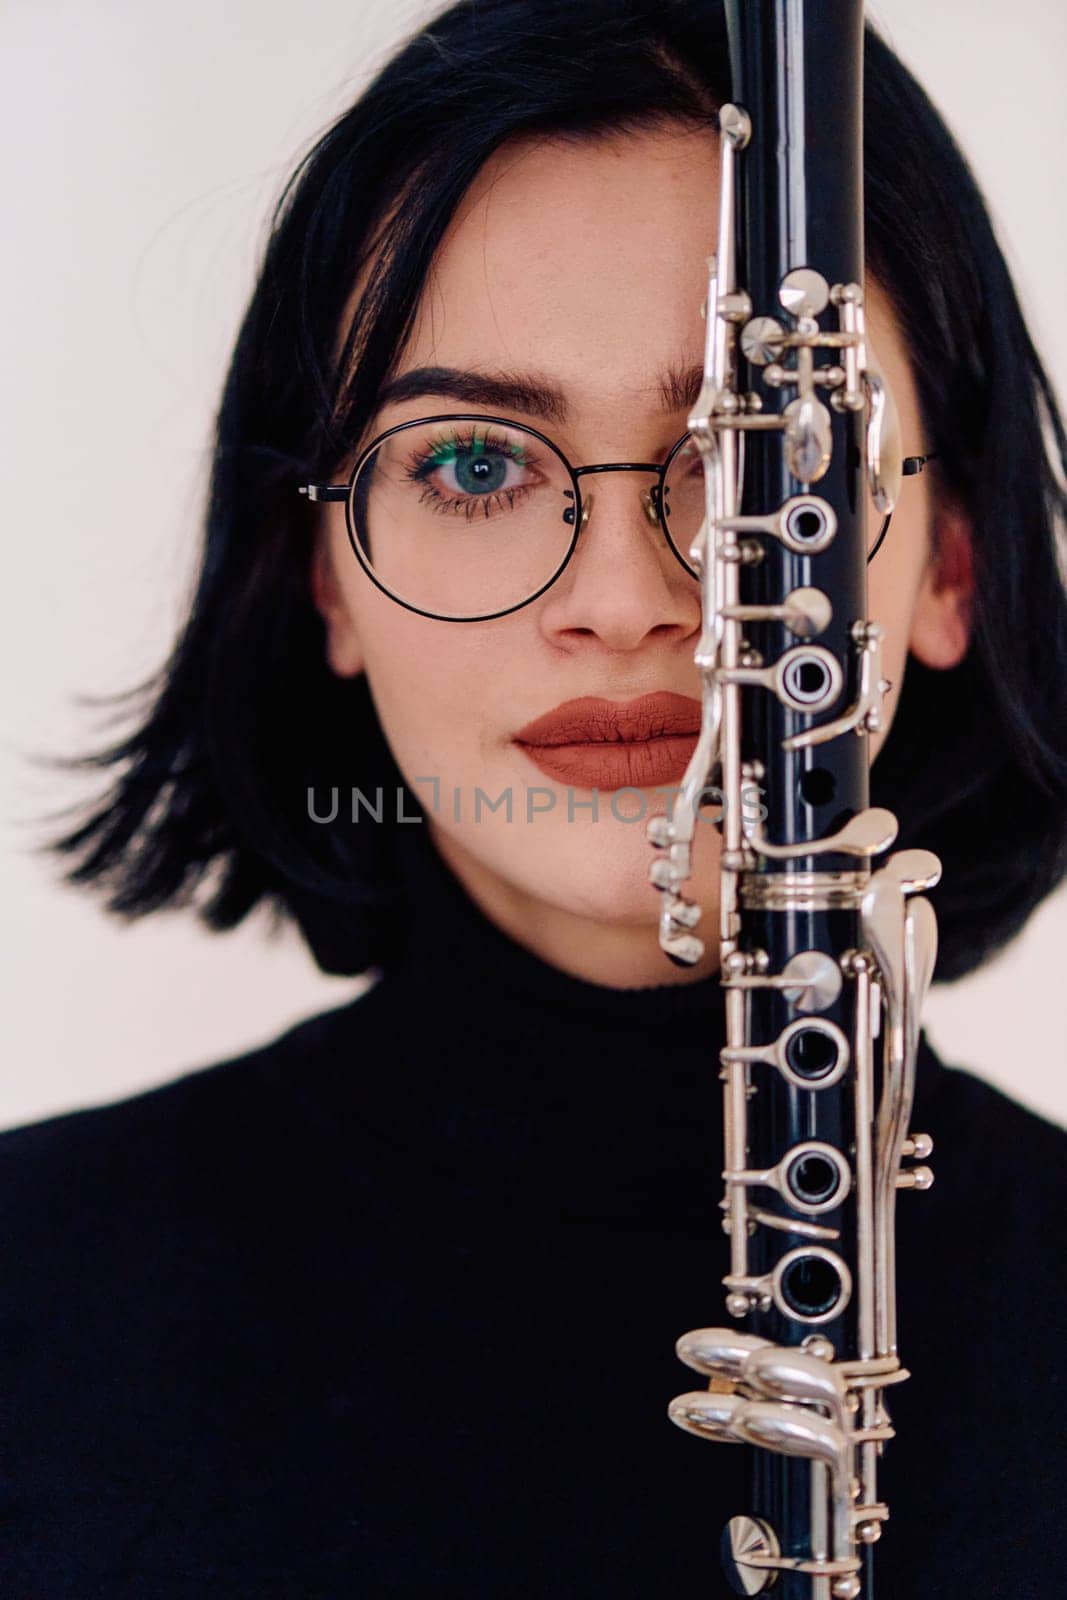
[42,0,1067,984]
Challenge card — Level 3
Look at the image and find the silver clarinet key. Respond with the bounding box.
[648,8,942,1592]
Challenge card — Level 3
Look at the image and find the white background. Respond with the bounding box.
[3,0,1065,1129]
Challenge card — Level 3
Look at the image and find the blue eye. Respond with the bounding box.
[451,451,508,494]
[406,427,537,517]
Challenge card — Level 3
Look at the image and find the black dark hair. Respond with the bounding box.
[37,0,1067,983]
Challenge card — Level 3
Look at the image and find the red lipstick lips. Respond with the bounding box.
[513,691,702,790]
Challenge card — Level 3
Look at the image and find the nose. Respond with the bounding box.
[537,473,701,652]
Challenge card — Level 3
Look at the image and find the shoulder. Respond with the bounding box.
[0,985,389,1274]
[900,1033,1066,1368]
[909,1031,1067,1276]
[918,1030,1066,1197]
[0,984,400,1438]
[885,1036,1067,1567]
[0,988,396,1590]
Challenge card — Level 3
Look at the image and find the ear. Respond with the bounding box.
[310,529,364,678]
[908,494,974,671]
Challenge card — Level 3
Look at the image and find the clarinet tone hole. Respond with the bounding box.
[790,1154,837,1203]
[775,1247,851,1323]
[784,1143,851,1213]
[794,510,823,542]
[781,495,836,554]
[781,649,839,710]
[798,766,836,807]
[780,1019,849,1088]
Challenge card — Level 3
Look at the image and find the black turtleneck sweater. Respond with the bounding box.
[2,820,1064,1598]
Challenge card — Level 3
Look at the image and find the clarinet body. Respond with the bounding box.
[646,5,939,1594]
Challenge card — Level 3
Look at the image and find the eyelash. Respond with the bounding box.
[404,427,541,520]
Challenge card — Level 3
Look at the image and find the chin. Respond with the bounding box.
[526,815,674,926]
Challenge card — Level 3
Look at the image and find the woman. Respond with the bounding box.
[6,2,1066,1595]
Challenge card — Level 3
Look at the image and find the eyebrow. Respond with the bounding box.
[375,363,706,424]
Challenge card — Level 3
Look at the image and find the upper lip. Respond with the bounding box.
[513,691,702,747]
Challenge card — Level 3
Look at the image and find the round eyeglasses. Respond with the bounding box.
[299,413,936,623]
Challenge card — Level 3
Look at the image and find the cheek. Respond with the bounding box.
[353,591,514,781]
[362,623,463,770]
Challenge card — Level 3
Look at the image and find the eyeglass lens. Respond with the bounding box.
[349,418,704,620]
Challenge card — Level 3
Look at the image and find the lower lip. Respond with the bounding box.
[514,735,699,790]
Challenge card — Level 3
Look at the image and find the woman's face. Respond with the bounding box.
[312,125,972,986]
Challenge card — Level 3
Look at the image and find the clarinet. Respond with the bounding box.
[646,4,939,1595]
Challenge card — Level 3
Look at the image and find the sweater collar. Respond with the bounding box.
[310,817,944,1221]
[386,816,730,1031]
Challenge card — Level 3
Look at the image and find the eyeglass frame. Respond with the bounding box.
[298,411,938,624]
